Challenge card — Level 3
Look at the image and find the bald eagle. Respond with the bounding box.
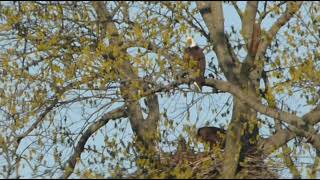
[184,37,206,91]
[197,126,226,148]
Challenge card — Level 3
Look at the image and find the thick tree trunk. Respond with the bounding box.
[93,1,160,161]
[222,93,259,178]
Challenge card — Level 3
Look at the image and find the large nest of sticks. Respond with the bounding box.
[125,147,278,179]
[125,135,279,179]
[156,147,279,179]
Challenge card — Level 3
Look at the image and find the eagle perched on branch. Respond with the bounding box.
[184,36,206,91]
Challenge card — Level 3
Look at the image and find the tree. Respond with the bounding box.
[0,1,319,179]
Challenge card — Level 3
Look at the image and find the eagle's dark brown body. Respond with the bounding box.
[197,126,226,148]
[184,46,206,90]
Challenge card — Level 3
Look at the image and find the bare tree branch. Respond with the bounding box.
[16,81,79,143]
[256,2,303,60]
[259,2,288,23]
[259,105,320,155]
[205,78,308,128]
[16,98,59,143]
[62,106,127,179]
[282,146,301,179]
[276,102,301,179]
[196,1,241,82]
[231,1,243,19]
[205,78,320,151]
[242,1,259,45]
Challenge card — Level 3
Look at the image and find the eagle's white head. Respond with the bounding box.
[187,36,197,48]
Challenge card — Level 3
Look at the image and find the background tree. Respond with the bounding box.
[0,1,319,178]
